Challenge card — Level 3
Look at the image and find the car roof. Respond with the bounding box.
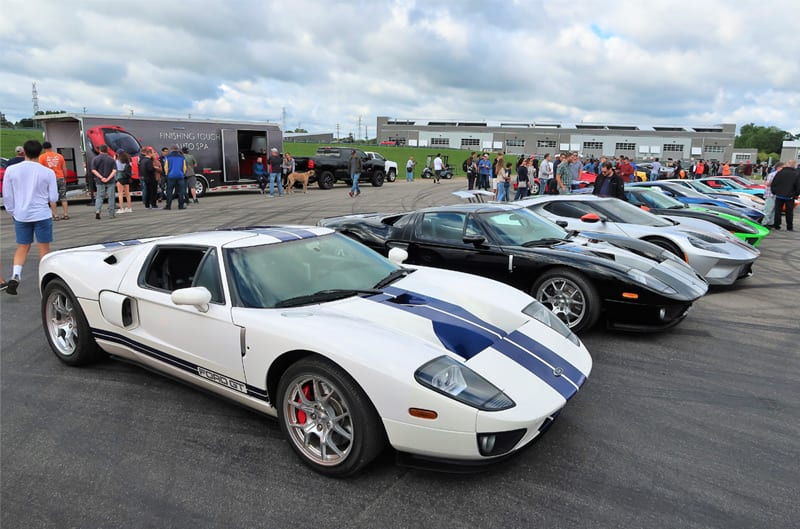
[139,226,335,249]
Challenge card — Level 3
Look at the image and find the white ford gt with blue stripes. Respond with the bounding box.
[39,226,592,476]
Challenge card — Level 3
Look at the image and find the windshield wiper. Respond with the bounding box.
[275,289,383,308]
[521,238,567,247]
[373,268,412,289]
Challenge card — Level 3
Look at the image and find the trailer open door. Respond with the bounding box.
[221,128,240,182]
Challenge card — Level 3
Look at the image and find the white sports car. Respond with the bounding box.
[38,226,592,476]
[521,195,760,285]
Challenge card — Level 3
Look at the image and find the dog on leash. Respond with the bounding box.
[285,170,315,193]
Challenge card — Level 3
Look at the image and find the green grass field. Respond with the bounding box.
[0,128,46,158]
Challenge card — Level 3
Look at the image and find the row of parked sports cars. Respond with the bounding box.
[37,179,773,476]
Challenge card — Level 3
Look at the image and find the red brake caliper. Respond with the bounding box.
[296,382,313,424]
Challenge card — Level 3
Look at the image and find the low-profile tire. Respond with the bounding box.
[277,357,386,477]
[531,268,601,333]
[530,181,540,194]
[643,237,683,259]
[317,170,335,190]
[41,278,104,366]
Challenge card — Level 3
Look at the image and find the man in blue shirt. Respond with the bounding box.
[163,145,188,209]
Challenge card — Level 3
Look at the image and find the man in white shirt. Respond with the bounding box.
[650,158,662,181]
[538,153,553,194]
[3,140,58,295]
[433,153,444,184]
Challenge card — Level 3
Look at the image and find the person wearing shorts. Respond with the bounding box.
[39,141,70,220]
[3,139,58,296]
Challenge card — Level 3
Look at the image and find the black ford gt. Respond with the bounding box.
[319,203,708,333]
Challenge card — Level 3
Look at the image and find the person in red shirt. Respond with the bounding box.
[39,141,69,220]
[617,156,634,183]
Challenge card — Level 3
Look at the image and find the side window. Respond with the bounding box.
[417,212,467,243]
[545,201,595,219]
[465,215,483,238]
[193,248,225,304]
[142,247,207,294]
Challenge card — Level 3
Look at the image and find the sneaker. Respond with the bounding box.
[348,191,354,197]
[193,199,199,204]
[96,212,101,220]
[6,275,20,295]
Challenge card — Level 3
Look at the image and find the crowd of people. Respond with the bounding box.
[451,150,787,203]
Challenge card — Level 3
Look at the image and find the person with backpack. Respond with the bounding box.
[463,152,477,189]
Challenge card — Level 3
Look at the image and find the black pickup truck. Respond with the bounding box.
[294,147,386,189]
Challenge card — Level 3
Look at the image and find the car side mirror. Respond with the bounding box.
[171,286,212,313]
[556,220,568,228]
[462,235,486,246]
[388,247,409,264]
[580,213,603,223]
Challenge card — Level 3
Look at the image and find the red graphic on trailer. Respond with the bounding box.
[86,125,142,179]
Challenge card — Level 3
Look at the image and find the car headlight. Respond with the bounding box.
[686,233,730,253]
[415,356,515,411]
[626,268,677,295]
[523,300,580,346]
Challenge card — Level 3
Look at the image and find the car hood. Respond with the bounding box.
[547,233,708,299]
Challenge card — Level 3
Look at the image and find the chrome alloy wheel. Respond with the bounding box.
[283,374,354,467]
[536,277,587,329]
[45,290,79,356]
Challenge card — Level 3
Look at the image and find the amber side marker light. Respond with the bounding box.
[409,408,438,419]
[622,292,639,299]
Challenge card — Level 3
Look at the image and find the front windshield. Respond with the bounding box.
[478,208,568,246]
[104,130,141,155]
[715,178,746,190]
[591,198,674,227]
[371,153,385,162]
[629,188,685,209]
[225,233,400,308]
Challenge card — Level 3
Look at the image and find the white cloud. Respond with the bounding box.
[1,0,797,135]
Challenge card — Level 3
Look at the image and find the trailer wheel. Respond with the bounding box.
[195,176,209,197]
[318,171,335,190]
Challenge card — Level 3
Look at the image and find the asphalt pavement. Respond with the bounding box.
[1,179,798,529]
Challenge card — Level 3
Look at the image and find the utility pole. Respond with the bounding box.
[357,116,362,142]
[281,107,287,131]
[32,82,39,115]
[336,123,340,141]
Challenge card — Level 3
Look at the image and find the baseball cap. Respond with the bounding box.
[270,147,278,152]
[15,145,24,153]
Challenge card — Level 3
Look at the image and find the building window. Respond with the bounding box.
[506,139,525,147]
[615,142,636,151]
[460,138,480,148]
[704,145,724,153]
[583,141,603,150]
[537,140,557,148]
[663,144,684,153]
[430,137,450,146]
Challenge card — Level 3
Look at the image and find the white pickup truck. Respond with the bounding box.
[364,151,398,182]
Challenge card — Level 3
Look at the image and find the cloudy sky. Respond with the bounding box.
[2,0,798,137]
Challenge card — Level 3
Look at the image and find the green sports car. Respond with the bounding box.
[624,186,769,247]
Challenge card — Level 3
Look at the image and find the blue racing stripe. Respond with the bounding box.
[370,288,585,400]
[251,227,319,241]
[505,330,587,388]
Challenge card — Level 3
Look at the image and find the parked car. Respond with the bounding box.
[294,147,386,189]
[631,180,765,222]
[623,186,769,246]
[697,177,765,199]
[319,203,708,333]
[38,226,593,476]
[521,195,760,285]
